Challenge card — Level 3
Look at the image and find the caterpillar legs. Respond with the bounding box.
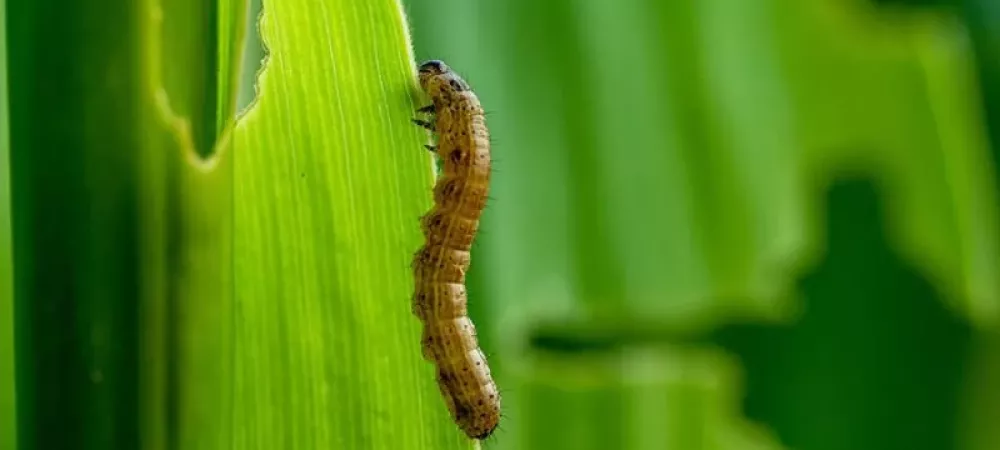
[412,118,435,131]
[414,104,436,131]
[414,105,437,152]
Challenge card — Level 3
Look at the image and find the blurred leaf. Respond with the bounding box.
[714,176,974,450]
[236,0,264,114]
[8,0,151,446]
[404,0,1000,448]
[957,331,1000,450]
[510,345,783,450]
[406,0,1000,327]
[217,0,249,134]
[957,1,1000,448]
[231,0,472,448]
[138,0,243,447]
[771,0,999,324]
[7,0,241,447]
[156,0,243,158]
[1,0,15,448]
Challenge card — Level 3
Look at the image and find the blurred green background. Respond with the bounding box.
[4,0,1000,449]
[395,0,1000,449]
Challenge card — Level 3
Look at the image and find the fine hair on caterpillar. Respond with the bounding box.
[410,59,501,440]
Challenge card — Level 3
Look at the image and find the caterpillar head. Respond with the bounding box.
[418,59,471,103]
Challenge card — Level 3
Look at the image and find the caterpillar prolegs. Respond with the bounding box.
[411,60,500,440]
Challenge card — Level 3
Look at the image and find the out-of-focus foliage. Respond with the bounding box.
[1,1,14,448]
[3,0,240,447]
[402,0,1000,449]
[7,0,153,445]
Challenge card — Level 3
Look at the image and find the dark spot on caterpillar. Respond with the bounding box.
[442,179,459,198]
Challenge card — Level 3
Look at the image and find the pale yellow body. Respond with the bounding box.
[411,60,500,440]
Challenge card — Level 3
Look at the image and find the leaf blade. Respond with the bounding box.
[232,1,470,448]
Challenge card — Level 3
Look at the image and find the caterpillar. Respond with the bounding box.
[410,59,500,440]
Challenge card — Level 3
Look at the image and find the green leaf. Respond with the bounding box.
[8,0,155,446]
[231,1,473,448]
[217,0,249,135]
[6,0,241,447]
[1,0,15,448]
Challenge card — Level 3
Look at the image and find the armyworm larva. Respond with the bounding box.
[411,59,500,440]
